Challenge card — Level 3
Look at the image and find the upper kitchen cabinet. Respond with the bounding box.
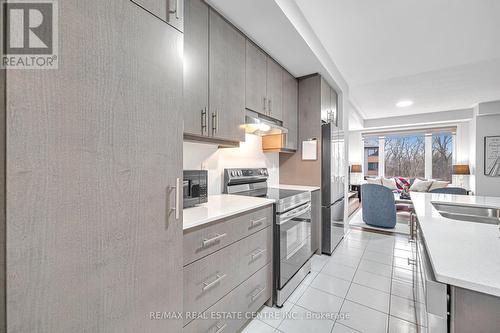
[282,71,298,150]
[184,0,209,137]
[132,0,184,31]
[245,42,283,121]
[320,78,339,125]
[209,10,246,143]
[245,40,268,115]
[266,58,283,121]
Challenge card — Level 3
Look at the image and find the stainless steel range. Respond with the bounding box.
[224,168,314,307]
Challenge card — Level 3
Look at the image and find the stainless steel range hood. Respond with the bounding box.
[245,111,296,153]
[244,110,288,136]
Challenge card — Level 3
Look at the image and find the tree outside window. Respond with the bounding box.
[432,133,453,181]
[384,134,425,178]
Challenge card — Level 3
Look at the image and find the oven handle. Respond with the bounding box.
[277,203,311,225]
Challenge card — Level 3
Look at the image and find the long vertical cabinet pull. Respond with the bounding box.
[211,111,217,135]
[263,97,267,113]
[169,178,181,220]
[201,108,207,135]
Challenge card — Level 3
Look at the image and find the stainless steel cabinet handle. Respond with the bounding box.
[201,108,207,134]
[168,0,180,19]
[202,233,227,247]
[168,178,181,220]
[251,248,266,259]
[251,287,266,301]
[215,322,227,333]
[202,273,227,292]
[408,257,417,266]
[211,111,217,136]
[250,217,266,229]
[263,97,267,112]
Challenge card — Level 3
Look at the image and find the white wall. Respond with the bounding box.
[474,101,500,196]
[348,131,363,166]
[183,134,279,195]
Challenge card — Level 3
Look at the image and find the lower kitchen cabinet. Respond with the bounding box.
[183,205,273,332]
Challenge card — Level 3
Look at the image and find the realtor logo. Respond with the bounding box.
[2,0,58,69]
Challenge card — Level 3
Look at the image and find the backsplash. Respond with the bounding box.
[183,134,280,195]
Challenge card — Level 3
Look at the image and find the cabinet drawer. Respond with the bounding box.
[183,205,273,266]
[184,241,239,321]
[183,263,272,333]
[183,226,272,322]
[245,206,273,236]
[239,226,272,279]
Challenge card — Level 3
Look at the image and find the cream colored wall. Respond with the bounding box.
[183,134,279,195]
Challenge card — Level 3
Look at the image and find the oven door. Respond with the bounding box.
[277,202,313,289]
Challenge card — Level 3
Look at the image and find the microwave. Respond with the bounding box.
[183,170,208,208]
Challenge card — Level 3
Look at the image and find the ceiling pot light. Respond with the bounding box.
[396,100,413,108]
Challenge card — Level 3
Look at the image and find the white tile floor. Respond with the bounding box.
[240,228,427,333]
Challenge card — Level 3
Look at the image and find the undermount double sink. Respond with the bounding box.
[432,202,500,225]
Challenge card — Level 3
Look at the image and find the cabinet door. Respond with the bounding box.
[282,71,298,150]
[245,40,268,114]
[266,58,283,121]
[167,0,184,32]
[209,10,245,143]
[6,1,183,332]
[320,77,331,123]
[184,0,209,136]
[330,87,339,127]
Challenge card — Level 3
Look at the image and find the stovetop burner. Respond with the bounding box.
[223,168,311,213]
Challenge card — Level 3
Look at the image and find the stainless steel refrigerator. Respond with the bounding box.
[321,122,346,254]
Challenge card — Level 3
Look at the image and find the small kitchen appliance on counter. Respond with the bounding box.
[183,170,208,209]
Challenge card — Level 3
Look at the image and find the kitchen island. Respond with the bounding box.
[410,192,500,332]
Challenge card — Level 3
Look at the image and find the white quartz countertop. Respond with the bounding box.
[410,192,500,297]
[275,184,320,192]
[183,194,274,231]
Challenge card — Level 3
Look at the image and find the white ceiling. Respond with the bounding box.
[294,0,500,119]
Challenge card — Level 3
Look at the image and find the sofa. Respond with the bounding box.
[364,176,452,193]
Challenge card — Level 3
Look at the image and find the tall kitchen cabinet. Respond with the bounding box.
[245,41,283,121]
[2,1,184,332]
[183,0,245,145]
[321,77,338,125]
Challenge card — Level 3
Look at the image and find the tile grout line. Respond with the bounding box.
[329,232,370,333]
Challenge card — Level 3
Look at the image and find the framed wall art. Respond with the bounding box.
[484,136,500,176]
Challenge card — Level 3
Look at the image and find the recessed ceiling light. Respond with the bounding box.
[396,100,413,108]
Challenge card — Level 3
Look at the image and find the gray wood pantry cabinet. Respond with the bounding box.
[1,1,184,332]
[183,0,245,144]
[245,41,283,121]
[131,0,184,31]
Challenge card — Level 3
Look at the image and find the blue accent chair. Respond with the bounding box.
[429,187,467,195]
[361,184,397,228]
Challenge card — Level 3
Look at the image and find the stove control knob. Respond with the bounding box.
[238,170,243,176]
[231,170,236,177]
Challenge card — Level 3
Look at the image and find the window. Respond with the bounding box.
[364,136,379,176]
[384,133,425,178]
[432,132,453,181]
[367,148,378,157]
[368,162,378,171]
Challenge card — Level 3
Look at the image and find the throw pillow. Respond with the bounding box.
[394,177,411,190]
[366,177,382,185]
[429,180,449,191]
[382,177,398,190]
[410,178,433,192]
